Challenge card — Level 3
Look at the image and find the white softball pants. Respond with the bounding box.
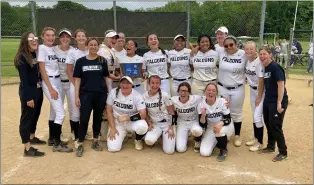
[147,78,170,95]
[249,87,265,128]
[170,78,191,96]
[107,119,148,152]
[191,78,216,96]
[218,84,245,122]
[200,122,234,157]
[42,78,65,125]
[144,121,175,154]
[176,120,203,153]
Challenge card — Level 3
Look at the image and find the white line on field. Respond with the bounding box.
[197,164,295,184]
[2,156,26,184]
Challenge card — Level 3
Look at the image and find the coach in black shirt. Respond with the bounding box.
[73,37,109,157]
[258,46,288,162]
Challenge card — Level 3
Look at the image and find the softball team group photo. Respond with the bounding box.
[15,25,290,163]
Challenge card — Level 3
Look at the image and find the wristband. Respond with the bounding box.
[130,113,141,121]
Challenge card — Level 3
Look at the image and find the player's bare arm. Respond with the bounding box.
[106,105,119,140]
[256,77,264,106]
[74,77,81,108]
[66,64,75,84]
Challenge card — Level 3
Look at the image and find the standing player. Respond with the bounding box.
[38,27,73,152]
[171,82,203,153]
[198,83,234,161]
[167,35,192,96]
[52,28,74,142]
[142,34,170,95]
[65,29,89,141]
[144,75,176,154]
[244,41,265,152]
[217,36,246,147]
[215,26,229,51]
[112,32,127,59]
[190,34,218,95]
[106,76,148,152]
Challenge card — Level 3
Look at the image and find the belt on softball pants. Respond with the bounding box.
[132,84,141,88]
[193,78,216,83]
[61,79,69,83]
[217,82,243,90]
[158,119,168,123]
[173,77,191,81]
[160,77,170,80]
[250,85,257,90]
[48,75,60,78]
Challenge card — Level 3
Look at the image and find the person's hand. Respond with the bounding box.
[277,103,284,113]
[108,127,119,140]
[213,122,224,135]
[190,45,199,56]
[148,123,154,131]
[26,100,34,108]
[49,88,58,100]
[118,114,129,122]
[75,96,81,108]
[165,125,175,139]
[255,97,262,107]
[143,72,148,80]
[223,97,230,108]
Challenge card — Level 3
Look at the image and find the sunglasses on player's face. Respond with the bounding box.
[224,43,234,48]
[28,37,38,41]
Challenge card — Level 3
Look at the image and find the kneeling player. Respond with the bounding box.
[106,76,148,152]
[198,83,234,162]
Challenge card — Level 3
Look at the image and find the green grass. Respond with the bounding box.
[1,38,19,77]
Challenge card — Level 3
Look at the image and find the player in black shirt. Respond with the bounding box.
[14,32,45,157]
[259,46,288,162]
[73,37,109,157]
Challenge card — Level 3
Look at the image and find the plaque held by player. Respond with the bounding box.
[120,63,143,78]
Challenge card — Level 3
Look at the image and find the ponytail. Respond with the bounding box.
[159,47,168,58]
[115,87,120,98]
[158,88,162,111]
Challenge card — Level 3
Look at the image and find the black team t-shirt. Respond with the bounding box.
[263,61,288,103]
[73,56,109,94]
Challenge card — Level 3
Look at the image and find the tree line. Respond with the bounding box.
[1,1,312,38]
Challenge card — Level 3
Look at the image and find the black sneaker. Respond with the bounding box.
[272,154,288,162]
[24,147,45,157]
[258,147,275,154]
[30,137,47,145]
[76,145,84,157]
[91,141,103,151]
[216,149,228,162]
[47,139,54,146]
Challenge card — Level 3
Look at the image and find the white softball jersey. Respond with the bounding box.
[190,50,219,81]
[197,97,230,125]
[65,47,88,67]
[53,46,74,80]
[217,49,247,86]
[119,54,144,85]
[112,48,127,68]
[214,44,225,53]
[106,88,146,119]
[37,44,59,76]
[143,50,169,78]
[172,95,203,123]
[144,90,173,123]
[168,48,191,79]
[245,57,264,87]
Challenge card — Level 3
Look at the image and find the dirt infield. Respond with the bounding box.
[1,79,313,184]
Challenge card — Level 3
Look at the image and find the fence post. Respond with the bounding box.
[286,28,294,79]
[186,1,191,48]
[30,1,37,35]
[113,1,117,31]
[259,0,266,48]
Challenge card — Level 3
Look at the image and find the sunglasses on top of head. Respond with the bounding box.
[224,43,234,48]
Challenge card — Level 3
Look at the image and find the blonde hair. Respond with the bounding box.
[244,41,256,49]
[41,27,56,37]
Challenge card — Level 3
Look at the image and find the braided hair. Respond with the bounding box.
[148,75,162,111]
[115,87,120,98]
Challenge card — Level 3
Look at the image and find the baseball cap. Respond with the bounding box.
[120,76,133,84]
[105,30,119,38]
[174,34,186,41]
[58,29,72,37]
[215,26,228,34]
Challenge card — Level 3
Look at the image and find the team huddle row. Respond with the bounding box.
[16,25,289,162]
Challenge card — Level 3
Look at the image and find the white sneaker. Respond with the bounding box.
[134,140,143,151]
[61,134,69,143]
[74,140,81,149]
[233,135,242,147]
[194,141,201,153]
[249,142,262,152]
[85,132,93,141]
[245,138,256,146]
[71,132,75,141]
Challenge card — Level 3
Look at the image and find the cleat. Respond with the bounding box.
[134,140,143,151]
[272,154,288,162]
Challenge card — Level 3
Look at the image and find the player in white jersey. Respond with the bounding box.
[167,35,192,96]
[65,29,89,141]
[144,75,176,154]
[38,27,73,153]
[120,40,145,94]
[190,34,219,95]
[171,82,203,153]
[214,26,228,51]
[106,76,148,152]
[51,28,74,143]
[217,36,247,147]
[112,32,127,60]
[198,83,234,162]
[244,41,265,152]
[142,34,170,95]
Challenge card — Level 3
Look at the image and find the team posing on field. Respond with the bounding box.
[14,26,289,162]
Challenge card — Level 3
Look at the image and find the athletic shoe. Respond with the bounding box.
[233,135,242,147]
[249,142,262,152]
[216,149,228,162]
[245,138,256,146]
[76,145,84,157]
[30,137,47,145]
[52,143,73,153]
[91,141,103,151]
[47,139,54,146]
[85,132,93,141]
[272,154,288,162]
[24,147,45,157]
[194,141,200,153]
[134,140,143,151]
[61,134,70,143]
[258,147,275,154]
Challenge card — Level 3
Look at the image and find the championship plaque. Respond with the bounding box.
[120,63,143,78]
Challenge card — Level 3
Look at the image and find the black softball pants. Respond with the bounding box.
[19,87,43,144]
[78,91,107,142]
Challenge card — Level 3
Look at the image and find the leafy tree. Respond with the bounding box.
[52,1,87,10]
